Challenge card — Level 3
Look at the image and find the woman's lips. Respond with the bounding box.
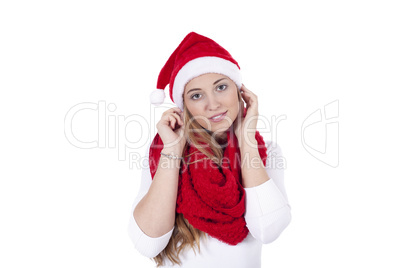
[209,111,227,122]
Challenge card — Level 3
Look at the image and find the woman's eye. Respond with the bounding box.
[191,93,201,100]
[217,84,227,91]
[190,85,227,100]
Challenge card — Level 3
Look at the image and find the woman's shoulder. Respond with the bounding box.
[264,139,283,155]
[262,139,286,170]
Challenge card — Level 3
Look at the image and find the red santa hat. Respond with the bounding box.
[150,31,242,111]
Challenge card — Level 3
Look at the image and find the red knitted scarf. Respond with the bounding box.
[149,126,268,245]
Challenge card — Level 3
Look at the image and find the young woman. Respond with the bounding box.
[128,32,291,267]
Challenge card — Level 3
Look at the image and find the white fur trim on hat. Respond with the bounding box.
[172,56,242,111]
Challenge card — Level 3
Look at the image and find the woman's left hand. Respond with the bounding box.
[234,84,259,144]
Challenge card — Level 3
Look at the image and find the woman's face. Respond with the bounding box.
[183,73,240,136]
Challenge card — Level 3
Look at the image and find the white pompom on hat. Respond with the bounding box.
[149,88,165,106]
[150,32,242,111]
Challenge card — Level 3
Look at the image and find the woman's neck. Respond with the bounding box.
[204,127,231,146]
[215,133,227,144]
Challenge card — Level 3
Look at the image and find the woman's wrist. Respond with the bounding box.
[160,152,183,161]
[157,147,184,170]
[161,146,183,157]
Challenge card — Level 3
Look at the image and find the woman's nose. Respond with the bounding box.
[207,95,221,110]
[207,94,221,110]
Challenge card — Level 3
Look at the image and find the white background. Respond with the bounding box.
[1,0,401,267]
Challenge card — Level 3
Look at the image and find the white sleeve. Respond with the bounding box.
[244,141,292,244]
[127,141,175,258]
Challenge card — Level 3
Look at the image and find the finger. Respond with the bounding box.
[241,84,250,91]
[172,107,183,114]
[162,113,177,127]
[240,88,251,96]
[241,88,257,103]
[170,112,183,125]
[167,115,178,129]
[241,85,255,96]
[163,107,182,116]
[172,109,184,120]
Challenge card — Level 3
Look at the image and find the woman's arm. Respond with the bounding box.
[134,144,182,238]
[127,142,181,257]
[243,141,292,244]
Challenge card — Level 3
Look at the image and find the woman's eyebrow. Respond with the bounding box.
[213,78,227,85]
[186,78,227,95]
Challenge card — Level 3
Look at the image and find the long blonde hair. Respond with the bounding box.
[151,88,242,267]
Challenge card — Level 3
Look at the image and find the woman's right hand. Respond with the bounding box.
[156,107,186,150]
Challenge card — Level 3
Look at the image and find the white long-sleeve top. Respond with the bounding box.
[127,140,291,268]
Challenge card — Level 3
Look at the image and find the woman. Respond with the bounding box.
[128,32,291,267]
